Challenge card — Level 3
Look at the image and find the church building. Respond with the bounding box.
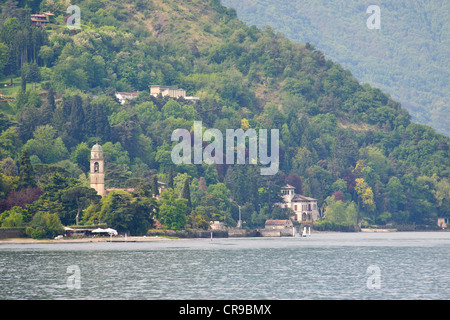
[90,143,106,197]
[89,143,165,197]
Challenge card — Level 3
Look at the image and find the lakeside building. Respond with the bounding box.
[89,143,165,197]
[264,219,293,230]
[210,221,225,231]
[261,219,294,237]
[437,217,448,229]
[278,184,319,223]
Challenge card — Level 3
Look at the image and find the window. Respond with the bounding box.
[294,205,297,211]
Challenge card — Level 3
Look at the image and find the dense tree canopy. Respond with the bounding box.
[0,0,448,236]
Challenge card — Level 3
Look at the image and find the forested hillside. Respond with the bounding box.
[222,0,450,137]
[0,0,448,237]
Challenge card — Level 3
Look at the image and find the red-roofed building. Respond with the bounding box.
[30,11,54,27]
[31,14,49,27]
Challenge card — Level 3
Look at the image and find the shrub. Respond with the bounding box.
[26,211,64,239]
[314,220,359,232]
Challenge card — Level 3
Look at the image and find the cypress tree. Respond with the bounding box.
[94,103,111,140]
[18,149,36,189]
[21,65,26,91]
[152,175,159,196]
[82,101,94,137]
[181,177,191,209]
[40,89,56,125]
[167,166,174,189]
[68,95,85,142]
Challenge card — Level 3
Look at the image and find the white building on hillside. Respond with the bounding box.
[279,184,319,223]
[115,91,139,104]
[149,85,199,101]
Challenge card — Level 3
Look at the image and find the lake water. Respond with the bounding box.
[0,232,449,300]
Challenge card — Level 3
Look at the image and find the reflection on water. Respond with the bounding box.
[1,232,449,299]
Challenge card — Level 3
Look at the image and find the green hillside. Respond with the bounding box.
[0,0,448,237]
[222,0,450,137]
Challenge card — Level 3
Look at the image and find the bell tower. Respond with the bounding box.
[90,143,105,196]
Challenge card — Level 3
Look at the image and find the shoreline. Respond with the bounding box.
[0,236,189,244]
[1,229,448,244]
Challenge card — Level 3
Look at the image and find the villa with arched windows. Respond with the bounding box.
[279,184,319,223]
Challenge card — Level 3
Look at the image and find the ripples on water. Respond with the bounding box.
[0,232,449,299]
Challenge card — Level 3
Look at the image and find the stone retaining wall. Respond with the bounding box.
[0,228,26,239]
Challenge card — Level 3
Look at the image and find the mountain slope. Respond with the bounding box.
[0,0,448,230]
[222,0,450,137]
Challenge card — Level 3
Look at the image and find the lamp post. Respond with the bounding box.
[229,198,242,229]
[237,205,242,229]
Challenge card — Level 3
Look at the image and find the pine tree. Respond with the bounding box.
[18,149,36,189]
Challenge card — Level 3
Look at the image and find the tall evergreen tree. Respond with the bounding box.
[167,166,174,189]
[181,176,192,210]
[152,175,159,196]
[20,65,26,91]
[95,103,111,140]
[18,149,36,189]
[68,95,85,142]
[40,89,56,125]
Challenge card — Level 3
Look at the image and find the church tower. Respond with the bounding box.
[90,143,105,196]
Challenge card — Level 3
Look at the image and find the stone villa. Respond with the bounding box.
[278,184,319,223]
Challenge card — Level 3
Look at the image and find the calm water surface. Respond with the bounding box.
[0,232,449,300]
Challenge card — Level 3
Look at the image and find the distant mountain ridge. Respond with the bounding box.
[222,0,450,136]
